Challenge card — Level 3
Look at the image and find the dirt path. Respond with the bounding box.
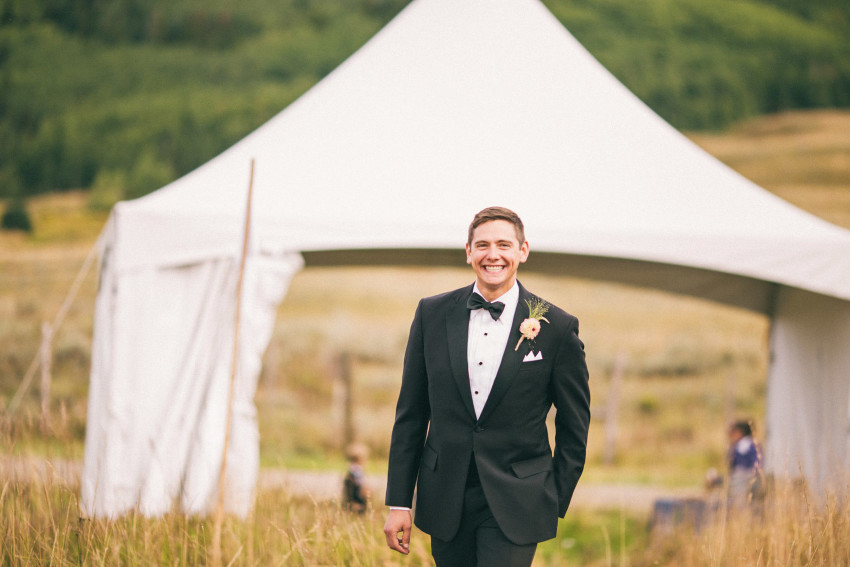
[260,468,702,513]
[2,456,701,514]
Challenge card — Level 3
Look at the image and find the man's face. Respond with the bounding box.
[465,219,529,300]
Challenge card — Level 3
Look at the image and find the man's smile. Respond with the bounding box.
[465,219,529,300]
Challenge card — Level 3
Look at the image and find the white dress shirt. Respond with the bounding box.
[467,281,519,418]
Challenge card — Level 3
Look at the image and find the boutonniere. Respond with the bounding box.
[515,297,550,351]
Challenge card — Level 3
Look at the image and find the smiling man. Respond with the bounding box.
[384,207,591,567]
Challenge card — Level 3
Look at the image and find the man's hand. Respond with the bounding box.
[383,509,412,554]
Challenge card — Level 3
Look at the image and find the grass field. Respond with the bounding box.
[1,109,849,564]
[2,472,661,566]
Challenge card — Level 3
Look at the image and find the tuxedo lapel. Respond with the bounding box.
[446,286,476,420]
[477,283,532,424]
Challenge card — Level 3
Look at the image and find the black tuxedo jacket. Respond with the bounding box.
[385,281,590,545]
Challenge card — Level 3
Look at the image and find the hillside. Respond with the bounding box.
[1,0,849,208]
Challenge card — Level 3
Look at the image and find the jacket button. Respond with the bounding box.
[474,425,484,433]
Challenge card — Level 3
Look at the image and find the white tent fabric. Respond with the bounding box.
[766,288,850,493]
[83,215,303,517]
[83,0,850,516]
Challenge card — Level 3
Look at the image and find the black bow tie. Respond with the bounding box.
[467,293,505,321]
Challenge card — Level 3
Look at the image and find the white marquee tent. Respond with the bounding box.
[82,0,850,517]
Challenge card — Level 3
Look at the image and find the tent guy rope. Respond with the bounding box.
[7,242,99,416]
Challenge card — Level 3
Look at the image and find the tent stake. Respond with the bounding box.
[211,158,255,566]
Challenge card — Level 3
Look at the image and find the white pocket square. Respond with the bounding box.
[522,350,543,362]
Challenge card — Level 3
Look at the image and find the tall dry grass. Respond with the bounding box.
[0,471,434,566]
[4,469,850,566]
[634,479,850,567]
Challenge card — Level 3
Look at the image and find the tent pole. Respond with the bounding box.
[211,158,255,566]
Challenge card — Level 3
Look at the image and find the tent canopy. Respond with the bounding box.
[112,0,850,302]
[84,0,850,517]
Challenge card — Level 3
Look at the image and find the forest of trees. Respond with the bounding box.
[1,0,849,218]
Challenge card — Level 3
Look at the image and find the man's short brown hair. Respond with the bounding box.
[467,206,525,245]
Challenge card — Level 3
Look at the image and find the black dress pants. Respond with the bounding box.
[430,461,537,567]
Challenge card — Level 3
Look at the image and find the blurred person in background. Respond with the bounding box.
[343,442,370,514]
[726,419,764,513]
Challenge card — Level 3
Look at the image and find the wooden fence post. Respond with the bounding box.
[341,352,354,449]
[725,368,737,427]
[40,321,53,431]
[603,352,627,466]
[332,352,355,450]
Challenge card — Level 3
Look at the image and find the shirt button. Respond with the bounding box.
[474,390,479,395]
[478,362,483,366]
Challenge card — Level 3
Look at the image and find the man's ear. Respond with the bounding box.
[520,241,530,263]
[465,243,472,264]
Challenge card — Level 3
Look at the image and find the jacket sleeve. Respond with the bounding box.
[551,315,591,516]
[385,299,431,507]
